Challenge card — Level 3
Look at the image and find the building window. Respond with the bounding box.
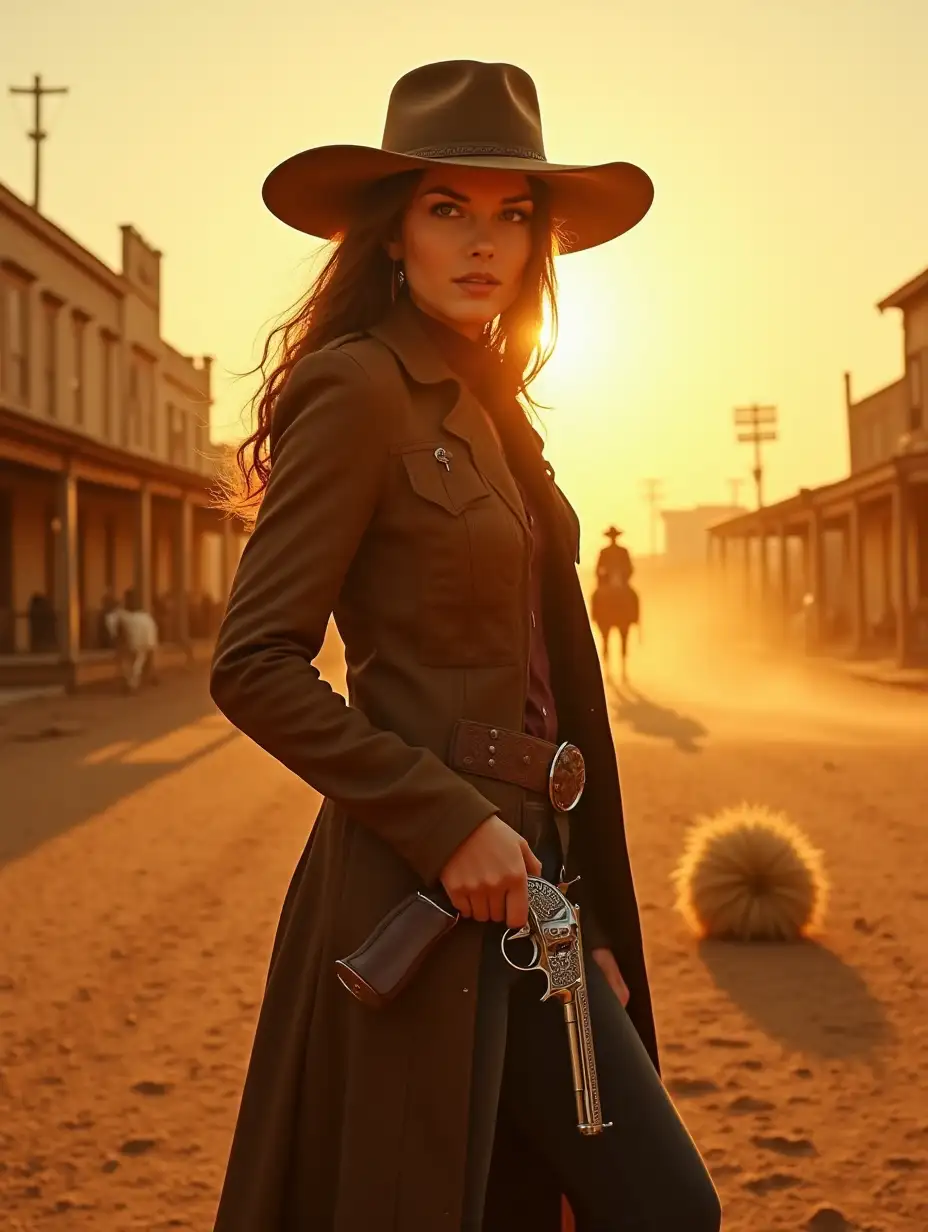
[126,350,155,449]
[42,296,59,417]
[195,414,208,458]
[143,361,156,452]
[0,276,31,404]
[908,352,923,433]
[100,332,116,440]
[125,359,139,445]
[71,312,87,425]
[104,515,117,590]
[168,403,190,467]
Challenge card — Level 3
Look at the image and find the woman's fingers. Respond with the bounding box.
[519,838,543,878]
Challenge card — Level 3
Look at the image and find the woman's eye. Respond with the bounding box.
[431,201,461,218]
[501,208,531,223]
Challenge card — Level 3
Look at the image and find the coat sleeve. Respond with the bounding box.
[209,348,500,886]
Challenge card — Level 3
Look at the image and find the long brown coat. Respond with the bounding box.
[209,298,659,1232]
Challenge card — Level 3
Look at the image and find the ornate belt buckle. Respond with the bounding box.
[548,741,586,813]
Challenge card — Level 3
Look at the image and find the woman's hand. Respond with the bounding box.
[591,948,630,1008]
[440,815,543,929]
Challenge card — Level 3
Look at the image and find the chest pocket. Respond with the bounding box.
[395,443,523,667]
[401,445,490,514]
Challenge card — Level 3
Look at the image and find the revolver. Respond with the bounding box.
[501,875,612,1136]
[334,874,612,1138]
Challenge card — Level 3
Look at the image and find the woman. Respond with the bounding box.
[210,60,721,1232]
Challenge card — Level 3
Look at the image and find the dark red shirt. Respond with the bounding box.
[413,309,559,745]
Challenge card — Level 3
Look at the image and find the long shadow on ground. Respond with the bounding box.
[607,677,709,753]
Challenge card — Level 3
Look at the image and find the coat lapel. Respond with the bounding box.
[369,301,530,534]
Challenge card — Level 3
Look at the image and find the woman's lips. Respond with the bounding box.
[453,278,500,298]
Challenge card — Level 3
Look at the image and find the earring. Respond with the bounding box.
[391,260,405,303]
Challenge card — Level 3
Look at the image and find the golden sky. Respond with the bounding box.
[2,0,925,557]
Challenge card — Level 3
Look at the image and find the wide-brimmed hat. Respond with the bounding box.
[604,525,624,539]
[263,60,654,255]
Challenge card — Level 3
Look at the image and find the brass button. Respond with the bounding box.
[488,758,496,767]
[463,755,473,765]
[488,744,496,753]
[490,729,498,739]
[523,754,531,764]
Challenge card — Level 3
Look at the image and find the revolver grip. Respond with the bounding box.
[335,891,459,1009]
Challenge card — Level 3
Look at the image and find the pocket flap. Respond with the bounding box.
[401,446,490,515]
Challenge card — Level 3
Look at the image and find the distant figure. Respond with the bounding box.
[591,526,640,680]
[105,601,159,691]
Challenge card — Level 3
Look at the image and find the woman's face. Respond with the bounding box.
[388,167,535,339]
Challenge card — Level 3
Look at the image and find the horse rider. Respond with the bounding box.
[596,525,634,590]
[592,526,640,678]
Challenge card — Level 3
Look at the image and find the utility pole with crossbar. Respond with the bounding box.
[734,404,778,509]
[8,73,70,212]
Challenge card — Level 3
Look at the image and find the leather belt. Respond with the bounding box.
[448,720,586,812]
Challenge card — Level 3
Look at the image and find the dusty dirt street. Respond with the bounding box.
[0,616,925,1231]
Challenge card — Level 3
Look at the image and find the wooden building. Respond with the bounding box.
[0,179,246,688]
[708,264,928,667]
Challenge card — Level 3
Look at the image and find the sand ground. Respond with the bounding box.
[0,614,925,1231]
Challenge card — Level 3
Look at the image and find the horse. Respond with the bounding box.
[591,580,641,681]
[104,604,160,691]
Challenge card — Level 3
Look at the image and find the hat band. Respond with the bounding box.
[400,142,547,162]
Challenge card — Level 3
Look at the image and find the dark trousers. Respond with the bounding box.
[462,824,722,1232]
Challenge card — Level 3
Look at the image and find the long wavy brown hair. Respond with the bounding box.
[219,169,564,525]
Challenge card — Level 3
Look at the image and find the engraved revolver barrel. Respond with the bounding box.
[501,876,613,1136]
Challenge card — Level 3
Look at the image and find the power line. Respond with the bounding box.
[8,73,70,212]
[734,404,778,508]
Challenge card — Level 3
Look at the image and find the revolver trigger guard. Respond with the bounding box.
[500,926,539,972]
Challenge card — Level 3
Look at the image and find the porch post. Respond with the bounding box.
[778,524,790,636]
[177,494,193,649]
[805,512,825,651]
[758,528,770,597]
[136,482,152,613]
[55,464,80,667]
[892,476,913,665]
[848,498,866,654]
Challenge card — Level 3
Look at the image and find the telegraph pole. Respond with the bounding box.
[8,73,70,212]
[734,404,778,508]
[640,477,664,557]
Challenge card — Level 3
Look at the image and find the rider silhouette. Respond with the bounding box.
[592,526,639,679]
[596,525,634,589]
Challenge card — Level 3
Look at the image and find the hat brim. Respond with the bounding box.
[262,145,654,255]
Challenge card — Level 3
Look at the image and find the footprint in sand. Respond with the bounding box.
[752,1133,817,1157]
[119,1138,158,1156]
[665,1077,720,1098]
[885,1156,923,1170]
[131,1080,173,1097]
[728,1094,776,1114]
[743,1172,805,1195]
[806,1207,855,1231]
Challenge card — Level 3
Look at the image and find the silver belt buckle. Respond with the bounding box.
[548,741,586,812]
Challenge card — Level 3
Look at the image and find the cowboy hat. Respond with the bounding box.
[262,60,654,255]
[604,525,624,538]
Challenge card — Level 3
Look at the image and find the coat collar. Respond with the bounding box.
[368,298,547,449]
[369,299,531,532]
